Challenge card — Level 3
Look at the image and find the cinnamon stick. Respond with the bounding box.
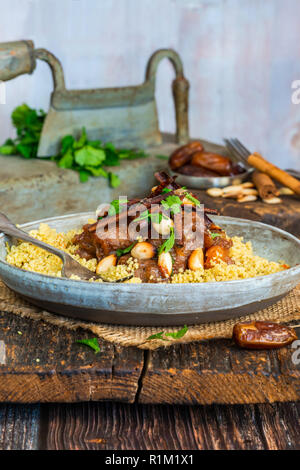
[252,170,279,200]
[247,152,300,196]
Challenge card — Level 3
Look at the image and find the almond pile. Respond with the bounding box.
[206,184,293,203]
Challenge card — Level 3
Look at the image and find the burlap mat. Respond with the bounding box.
[0,280,299,349]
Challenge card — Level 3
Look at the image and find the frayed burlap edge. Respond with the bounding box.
[0,280,299,349]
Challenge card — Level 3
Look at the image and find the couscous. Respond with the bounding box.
[6,222,288,283]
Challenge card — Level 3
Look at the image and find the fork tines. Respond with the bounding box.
[223,138,252,167]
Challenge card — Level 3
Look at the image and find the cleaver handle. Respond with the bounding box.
[172,75,189,145]
[0,40,36,81]
[146,49,190,145]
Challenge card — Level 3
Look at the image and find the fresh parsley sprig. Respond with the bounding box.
[210,232,221,239]
[116,242,136,258]
[146,325,188,341]
[134,210,168,224]
[158,226,175,255]
[0,104,45,159]
[161,195,182,214]
[0,104,148,186]
[107,198,128,216]
[184,192,201,206]
[76,337,101,354]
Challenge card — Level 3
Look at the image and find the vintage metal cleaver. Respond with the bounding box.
[0,40,189,156]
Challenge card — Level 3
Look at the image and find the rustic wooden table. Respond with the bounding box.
[0,401,299,450]
[0,191,299,450]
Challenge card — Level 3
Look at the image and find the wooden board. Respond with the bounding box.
[0,194,299,404]
[0,311,299,404]
[139,340,300,404]
[0,312,144,403]
[43,402,300,450]
[195,191,300,238]
[1,401,299,450]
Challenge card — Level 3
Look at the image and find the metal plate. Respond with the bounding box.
[170,167,253,189]
[0,212,300,326]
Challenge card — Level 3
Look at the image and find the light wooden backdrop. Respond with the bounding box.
[0,0,300,169]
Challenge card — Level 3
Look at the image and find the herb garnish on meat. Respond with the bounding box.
[158,226,175,255]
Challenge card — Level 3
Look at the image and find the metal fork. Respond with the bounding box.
[224,138,300,180]
[0,213,132,283]
[223,138,253,168]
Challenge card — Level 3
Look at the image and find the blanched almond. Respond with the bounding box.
[131,242,155,260]
[188,248,204,270]
[262,197,282,204]
[237,195,257,203]
[152,216,174,236]
[222,191,243,199]
[206,187,223,197]
[241,182,255,188]
[279,187,294,195]
[96,254,117,273]
[241,188,258,196]
[223,185,243,194]
[158,252,173,278]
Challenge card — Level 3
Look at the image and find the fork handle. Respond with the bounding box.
[248,153,300,196]
[0,213,66,261]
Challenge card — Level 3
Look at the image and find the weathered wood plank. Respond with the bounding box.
[0,311,299,404]
[0,404,40,450]
[0,312,144,403]
[44,402,300,450]
[139,340,300,405]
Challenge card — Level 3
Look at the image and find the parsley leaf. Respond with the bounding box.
[116,242,136,257]
[134,210,150,222]
[184,192,201,206]
[108,198,128,216]
[165,325,188,339]
[161,195,182,214]
[146,331,168,341]
[146,325,188,341]
[60,135,75,154]
[158,226,175,255]
[78,170,90,183]
[0,144,16,155]
[210,232,221,239]
[86,166,108,178]
[161,188,172,193]
[134,211,167,224]
[109,172,121,188]
[75,145,106,167]
[0,139,16,155]
[156,154,169,160]
[57,148,74,169]
[118,149,148,160]
[76,338,100,354]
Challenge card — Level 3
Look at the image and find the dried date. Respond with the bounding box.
[233,321,298,350]
[168,141,203,170]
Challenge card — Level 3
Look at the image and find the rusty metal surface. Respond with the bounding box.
[0,40,36,81]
